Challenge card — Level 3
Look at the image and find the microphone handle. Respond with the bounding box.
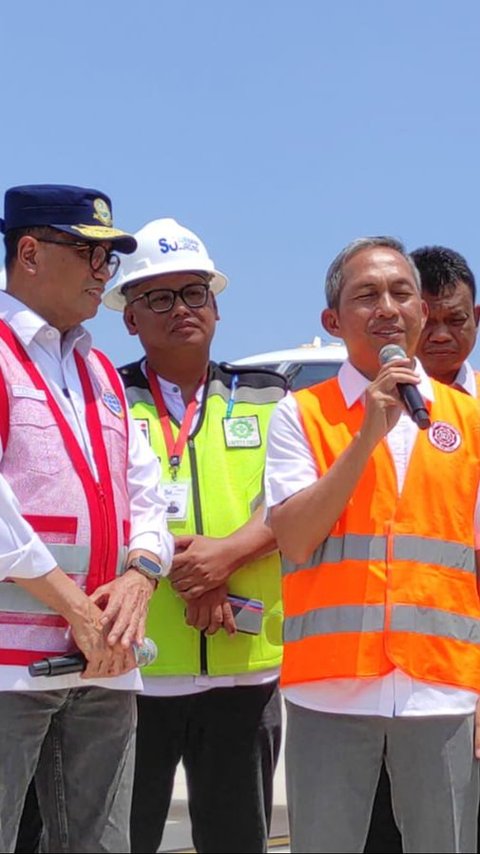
[397,383,431,430]
[29,652,86,677]
[28,638,157,677]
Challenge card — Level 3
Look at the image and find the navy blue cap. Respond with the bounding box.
[0,184,137,254]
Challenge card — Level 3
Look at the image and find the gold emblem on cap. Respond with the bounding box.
[92,198,112,226]
[71,224,127,239]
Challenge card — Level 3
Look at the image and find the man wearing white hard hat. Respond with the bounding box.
[104,218,286,854]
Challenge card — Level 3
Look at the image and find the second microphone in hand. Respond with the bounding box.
[28,637,158,677]
[378,344,431,430]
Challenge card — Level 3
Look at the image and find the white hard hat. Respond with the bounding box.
[103,217,228,311]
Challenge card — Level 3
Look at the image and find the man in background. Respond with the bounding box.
[104,217,286,854]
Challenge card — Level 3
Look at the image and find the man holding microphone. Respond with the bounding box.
[265,236,480,853]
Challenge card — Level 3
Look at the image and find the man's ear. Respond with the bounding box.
[212,294,220,321]
[16,235,39,275]
[123,306,138,336]
[321,307,341,338]
[420,298,428,330]
[474,305,480,328]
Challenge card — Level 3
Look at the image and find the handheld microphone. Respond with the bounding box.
[28,637,158,677]
[378,344,431,430]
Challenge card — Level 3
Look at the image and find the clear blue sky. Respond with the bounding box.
[2,1,480,367]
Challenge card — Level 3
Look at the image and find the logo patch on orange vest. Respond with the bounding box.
[428,421,461,453]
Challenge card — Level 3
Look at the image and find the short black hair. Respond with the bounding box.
[411,245,476,303]
[3,225,55,271]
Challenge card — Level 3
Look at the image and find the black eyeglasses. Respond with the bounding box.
[35,238,121,278]
[128,282,210,314]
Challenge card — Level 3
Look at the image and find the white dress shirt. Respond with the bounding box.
[265,358,480,717]
[0,292,174,691]
[455,360,477,397]
[141,364,278,696]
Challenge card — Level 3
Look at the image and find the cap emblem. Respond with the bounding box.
[93,198,112,226]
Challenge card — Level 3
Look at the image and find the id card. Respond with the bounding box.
[163,480,190,521]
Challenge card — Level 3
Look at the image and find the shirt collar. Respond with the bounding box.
[338,357,434,408]
[0,290,91,357]
[453,360,477,397]
[140,359,205,404]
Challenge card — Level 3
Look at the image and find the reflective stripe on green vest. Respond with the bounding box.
[123,362,285,676]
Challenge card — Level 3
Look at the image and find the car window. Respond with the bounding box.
[234,362,282,374]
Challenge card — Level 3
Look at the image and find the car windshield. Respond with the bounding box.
[236,360,343,390]
[282,361,342,389]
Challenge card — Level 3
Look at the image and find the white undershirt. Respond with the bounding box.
[141,363,278,696]
[0,292,174,692]
[265,359,480,717]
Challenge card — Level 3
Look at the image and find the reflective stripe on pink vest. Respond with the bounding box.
[0,320,130,666]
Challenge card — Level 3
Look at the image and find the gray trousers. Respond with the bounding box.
[0,687,137,853]
[285,701,479,854]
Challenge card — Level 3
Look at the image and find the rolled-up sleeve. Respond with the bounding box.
[264,393,319,509]
[0,474,57,581]
[126,412,174,571]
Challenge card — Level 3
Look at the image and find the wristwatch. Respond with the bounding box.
[125,555,166,586]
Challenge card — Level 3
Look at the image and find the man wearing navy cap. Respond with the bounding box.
[0,184,173,853]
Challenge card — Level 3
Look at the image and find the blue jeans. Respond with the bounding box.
[0,687,136,853]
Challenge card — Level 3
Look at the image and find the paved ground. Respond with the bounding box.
[159,708,290,853]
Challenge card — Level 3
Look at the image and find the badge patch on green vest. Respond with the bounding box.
[222,415,261,448]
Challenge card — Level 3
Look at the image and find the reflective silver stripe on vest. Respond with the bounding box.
[47,544,127,576]
[391,604,480,644]
[209,378,285,405]
[0,583,57,614]
[284,604,386,643]
[394,536,475,573]
[250,487,265,515]
[0,547,127,615]
[282,534,475,575]
[47,544,90,574]
[282,534,387,575]
[126,387,154,407]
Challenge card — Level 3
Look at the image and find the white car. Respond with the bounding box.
[232,337,347,389]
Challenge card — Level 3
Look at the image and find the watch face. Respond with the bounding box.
[138,557,163,578]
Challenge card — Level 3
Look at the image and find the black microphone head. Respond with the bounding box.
[378,344,407,366]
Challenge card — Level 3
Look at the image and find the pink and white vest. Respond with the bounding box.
[0,320,131,666]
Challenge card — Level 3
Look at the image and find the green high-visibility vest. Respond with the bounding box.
[120,360,287,677]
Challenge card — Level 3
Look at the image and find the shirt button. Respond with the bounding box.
[172,386,179,393]
[45,329,57,339]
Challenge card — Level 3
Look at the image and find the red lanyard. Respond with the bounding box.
[146,364,205,478]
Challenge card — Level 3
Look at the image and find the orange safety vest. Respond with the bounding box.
[281,376,480,692]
